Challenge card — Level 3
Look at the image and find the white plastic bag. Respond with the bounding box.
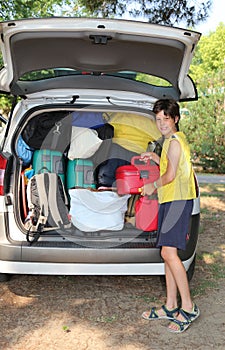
[69,189,130,232]
[68,126,103,159]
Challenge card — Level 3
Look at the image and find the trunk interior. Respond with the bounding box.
[15,107,162,249]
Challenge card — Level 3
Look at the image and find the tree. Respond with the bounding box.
[180,24,225,173]
[190,23,225,84]
[180,87,225,174]
[0,0,72,20]
[0,0,212,27]
[77,0,212,27]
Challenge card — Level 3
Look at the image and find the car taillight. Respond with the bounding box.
[0,155,7,195]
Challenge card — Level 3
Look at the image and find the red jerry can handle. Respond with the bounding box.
[131,156,150,166]
[131,155,158,167]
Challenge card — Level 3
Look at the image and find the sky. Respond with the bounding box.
[194,0,225,34]
[122,0,225,35]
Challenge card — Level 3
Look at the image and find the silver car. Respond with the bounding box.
[0,17,201,281]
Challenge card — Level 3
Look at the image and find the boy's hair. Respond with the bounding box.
[153,99,180,131]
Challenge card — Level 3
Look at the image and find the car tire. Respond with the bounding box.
[0,273,11,282]
[159,275,166,289]
[186,254,196,282]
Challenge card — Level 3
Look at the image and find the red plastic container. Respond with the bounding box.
[135,196,158,231]
[116,156,159,195]
[116,164,142,194]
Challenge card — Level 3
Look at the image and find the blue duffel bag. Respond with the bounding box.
[17,135,34,166]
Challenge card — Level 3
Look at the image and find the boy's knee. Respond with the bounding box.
[161,246,177,262]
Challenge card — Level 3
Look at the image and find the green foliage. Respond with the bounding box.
[190,23,225,83]
[77,0,212,26]
[0,0,73,20]
[181,24,225,174]
[136,73,171,87]
[0,0,212,25]
[0,95,13,117]
[180,72,225,173]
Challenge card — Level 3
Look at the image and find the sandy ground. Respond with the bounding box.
[0,184,224,350]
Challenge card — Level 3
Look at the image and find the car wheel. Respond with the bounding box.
[159,275,166,289]
[0,273,11,282]
[187,254,196,282]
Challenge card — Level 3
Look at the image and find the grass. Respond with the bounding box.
[191,183,225,297]
[130,295,160,304]
[199,183,225,223]
[199,207,220,221]
[191,252,225,297]
[199,183,225,194]
[88,314,118,323]
[200,192,224,198]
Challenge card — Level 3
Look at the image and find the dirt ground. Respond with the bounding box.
[0,184,224,350]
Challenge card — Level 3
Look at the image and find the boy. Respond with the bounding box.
[141,99,200,333]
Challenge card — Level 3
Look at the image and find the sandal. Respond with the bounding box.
[168,304,200,333]
[142,305,179,321]
[168,317,191,333]
[181,303,200,322]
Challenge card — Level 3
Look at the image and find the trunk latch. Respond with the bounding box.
[89,35,112,44]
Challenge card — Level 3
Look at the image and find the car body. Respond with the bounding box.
[0,17,201,281]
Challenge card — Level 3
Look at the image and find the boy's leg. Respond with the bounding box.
[141,259,178,319]
[164,261,178,310]
[161,246,193,311]
[161,246,196,331]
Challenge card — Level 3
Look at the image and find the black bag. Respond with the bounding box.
[94,123,114,140]
[147,136,165,157]
[96,143,138,187]
[26,173,71,243]
[91,123,114,168]
[22,112,72,152]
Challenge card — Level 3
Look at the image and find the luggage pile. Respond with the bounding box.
[17,111,160,238]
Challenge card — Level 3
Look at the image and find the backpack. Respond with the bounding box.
[26,173,71,244]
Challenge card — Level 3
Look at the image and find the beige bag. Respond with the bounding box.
[68,126,103,159]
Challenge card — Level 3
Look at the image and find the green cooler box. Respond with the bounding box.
[66,159,96,190]
[32,149,65,185]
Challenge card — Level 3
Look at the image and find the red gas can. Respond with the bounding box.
[116,156,159,195]
[135,195,158,231]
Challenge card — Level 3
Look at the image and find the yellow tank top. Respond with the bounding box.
[157,132,196,204]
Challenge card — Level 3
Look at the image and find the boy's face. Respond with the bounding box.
[155,110,179,138]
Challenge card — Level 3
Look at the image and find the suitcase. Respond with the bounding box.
[135,195,158,231]
[116,156,159,195]
[32,149,65,185]
[66,159,96,190]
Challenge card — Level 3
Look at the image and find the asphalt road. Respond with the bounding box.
[196,173,225,184]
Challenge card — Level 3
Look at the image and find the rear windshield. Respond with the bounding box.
[19,69,172,87]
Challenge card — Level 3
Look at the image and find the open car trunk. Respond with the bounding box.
[0,105,200,267]
[14,108,161,247]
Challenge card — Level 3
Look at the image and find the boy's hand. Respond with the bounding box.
[141,183,155,196]
[141,152,160,165]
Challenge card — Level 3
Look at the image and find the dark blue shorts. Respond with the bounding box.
[156,200,193,250]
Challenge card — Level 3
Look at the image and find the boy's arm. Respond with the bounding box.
[141,140,181,196]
